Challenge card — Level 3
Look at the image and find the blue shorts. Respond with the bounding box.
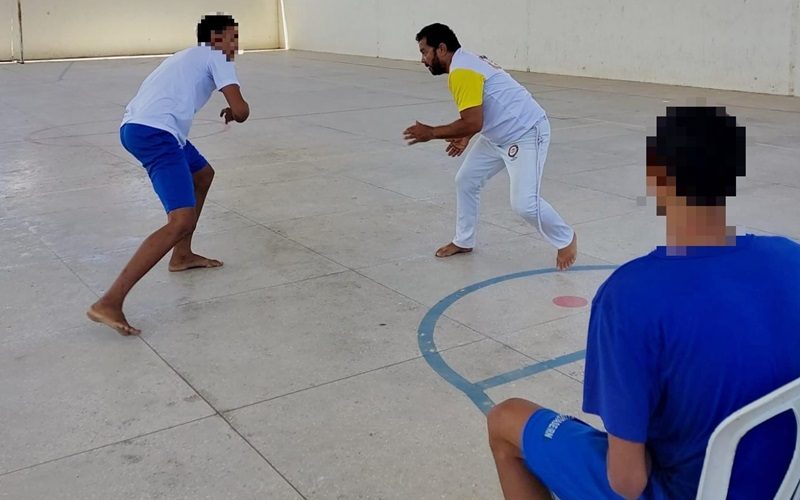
[522,409,668,500]
[120,123,209,213]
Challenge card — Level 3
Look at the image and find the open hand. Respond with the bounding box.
[403,121,435,145]
[445,137,470,157]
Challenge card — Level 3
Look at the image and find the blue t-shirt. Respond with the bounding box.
[583,235,800,499]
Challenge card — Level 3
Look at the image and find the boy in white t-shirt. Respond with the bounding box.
[88,14,250,335]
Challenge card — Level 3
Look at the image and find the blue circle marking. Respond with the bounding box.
[417,264,618,415]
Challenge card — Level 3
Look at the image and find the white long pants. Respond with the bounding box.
[453,118,574,250]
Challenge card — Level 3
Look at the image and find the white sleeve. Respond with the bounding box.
[208,49,240,91]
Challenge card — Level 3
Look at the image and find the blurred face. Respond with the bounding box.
[418,38,447,75]
[212,26,239,61]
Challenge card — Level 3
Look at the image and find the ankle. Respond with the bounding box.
[96,293,125,309]
[170,250,192,261]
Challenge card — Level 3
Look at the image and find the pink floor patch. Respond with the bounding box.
[553,296,589,308]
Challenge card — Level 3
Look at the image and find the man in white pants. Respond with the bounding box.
[404,23,577,270]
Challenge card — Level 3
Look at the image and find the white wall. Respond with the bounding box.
[1,0,17,61]
[793,0,800,95]
[284,0,800,97]
[17,0,280,60]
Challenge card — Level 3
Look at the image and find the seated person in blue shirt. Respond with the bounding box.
[486,106,800,500]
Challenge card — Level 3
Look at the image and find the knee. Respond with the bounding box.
[455,169,480,192]
[195,165,215,189]
[511,198,539,219]
[488,398,536,452]
[488,398,524,432]
[455,169,468,188]
[487,403,506,442]
[167,211,197,238]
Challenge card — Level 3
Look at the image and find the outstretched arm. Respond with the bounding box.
[432,105,483,140]
[404,105,483,145]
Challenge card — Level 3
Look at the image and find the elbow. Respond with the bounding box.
[466,120,482,136]
[608,474,647,500]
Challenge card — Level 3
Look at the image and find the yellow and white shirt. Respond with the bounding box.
[448,48,545,145]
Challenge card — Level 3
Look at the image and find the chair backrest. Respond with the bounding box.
[696,376,800,500]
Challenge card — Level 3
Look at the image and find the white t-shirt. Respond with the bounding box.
[122,45,240,145]
[448,48,545,145]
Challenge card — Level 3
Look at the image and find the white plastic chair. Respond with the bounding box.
[696,376,800,500]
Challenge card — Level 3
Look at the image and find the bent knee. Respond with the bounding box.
[167,210,197,237]
[195,165,215,187]
[511,200,539,219]
[488,398,542,440]
[489,398,540,423]
[173,220,197,238]
[455,170,485,192]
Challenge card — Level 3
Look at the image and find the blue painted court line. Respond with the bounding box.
[417,265,617,414]
[475,350,587,390]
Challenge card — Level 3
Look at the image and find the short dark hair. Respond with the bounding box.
[415,23,461,52]
[647,106,745,206]
[197,14,237,44]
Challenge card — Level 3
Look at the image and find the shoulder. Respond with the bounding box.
[593,252,659,305]
[449,51,486,85]
[449,67,484,81]
[448,70,485,97]
[750,234,800,254]
[588,252,674,332]
[181,45,209,58]
[452,49,485,71]
[169,45,212,67]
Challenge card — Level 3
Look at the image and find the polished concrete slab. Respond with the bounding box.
[1,49,798,499]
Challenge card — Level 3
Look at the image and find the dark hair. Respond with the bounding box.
[415,23,461,52]
[197,14,237,43]
[647,106,745,206]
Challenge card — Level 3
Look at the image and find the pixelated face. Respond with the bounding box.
[646,106,745,212]
[418,38,446,75]
[212,25,239,61]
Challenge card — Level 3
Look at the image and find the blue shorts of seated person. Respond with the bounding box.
[522,408,669,500]
[120,123,209,213]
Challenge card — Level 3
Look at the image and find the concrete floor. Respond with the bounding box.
[1,49,799,499]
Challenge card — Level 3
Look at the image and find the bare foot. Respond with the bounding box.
[87,301,141,336]
[435,242,473,258]
[556,233,578,271]
[168,253,224,272]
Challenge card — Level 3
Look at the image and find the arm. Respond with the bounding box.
[405,67,485,146]
[404,106,482,145]
[220,84,250,123]
[433,106,483,139]
[607,435,651,499]
[583,284,659,500]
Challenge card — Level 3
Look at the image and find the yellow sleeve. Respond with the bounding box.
[448,68,484,112]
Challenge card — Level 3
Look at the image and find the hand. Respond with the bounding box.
[445,137,470,157]
[220,107,235,124]
[403,121,435,145]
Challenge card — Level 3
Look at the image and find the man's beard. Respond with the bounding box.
[428,53,446,75]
